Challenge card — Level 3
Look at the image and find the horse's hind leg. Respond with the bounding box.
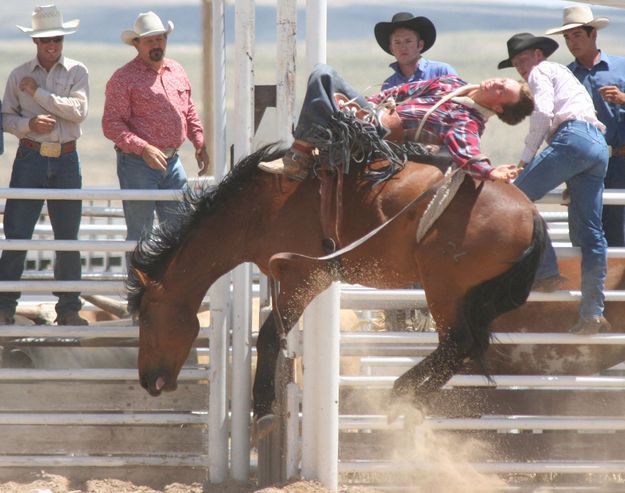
[391,325,469,405]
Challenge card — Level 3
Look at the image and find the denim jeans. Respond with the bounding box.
[514,120,608,318]
[602,154,625,246]
[0,146,83,317]
[116,150,187,244]
[294,64,371,141]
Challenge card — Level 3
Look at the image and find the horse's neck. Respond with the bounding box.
[163,211,252,305]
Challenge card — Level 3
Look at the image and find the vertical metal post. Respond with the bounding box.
[301,282,339,491]
[276,0,297,143]
[231,0,255,481]
[305,0,327,71]
[205,0,229,483]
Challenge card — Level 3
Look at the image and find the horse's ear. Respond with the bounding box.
[132,268,167,296]
[132,268,152,288]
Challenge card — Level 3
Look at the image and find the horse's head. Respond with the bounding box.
[133,269,199,396]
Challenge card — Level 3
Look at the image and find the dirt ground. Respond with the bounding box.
[0,473,379,493]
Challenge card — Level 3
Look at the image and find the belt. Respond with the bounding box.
[609,145,625,158]
[19,138,76,157]
[115,146,178,159]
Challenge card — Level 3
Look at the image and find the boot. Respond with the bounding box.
[568,315,611,335]
[258,140,315,181]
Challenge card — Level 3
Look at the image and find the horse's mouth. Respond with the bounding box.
[140,373,178,396]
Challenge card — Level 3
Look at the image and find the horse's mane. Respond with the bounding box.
[126,144,285,313]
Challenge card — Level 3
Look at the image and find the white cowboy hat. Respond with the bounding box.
[121,11,174,45]
[16,5,79,38]
[545,5,609,35]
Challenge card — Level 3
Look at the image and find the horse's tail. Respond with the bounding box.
[460,211,547,367]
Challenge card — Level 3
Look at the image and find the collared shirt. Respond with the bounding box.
[569,50,625,147]
[380,58,457,91]
[368,75,494,180]
[2,55,88,143]
[102,56,205,155]
[521,60,605,164]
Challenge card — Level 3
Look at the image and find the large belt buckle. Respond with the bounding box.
[40,142,62,158]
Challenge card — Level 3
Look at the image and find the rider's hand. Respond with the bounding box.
[490,164,519,183]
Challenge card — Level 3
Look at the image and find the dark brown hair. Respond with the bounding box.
[498,81,534,126]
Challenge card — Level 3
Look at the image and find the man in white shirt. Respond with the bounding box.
[0,5,89,326]
[499,32,609,335]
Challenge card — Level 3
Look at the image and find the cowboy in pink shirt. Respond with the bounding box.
[102,11,209,256]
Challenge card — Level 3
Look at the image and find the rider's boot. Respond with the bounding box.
[258,140,315,181]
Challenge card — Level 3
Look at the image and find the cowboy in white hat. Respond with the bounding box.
[0,5,89,327]
[374,12,456,92]
[102,12,209,261]
[546,5,625,248]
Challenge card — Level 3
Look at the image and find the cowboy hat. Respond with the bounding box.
[545,5,609,35]
[16,5,79,38]
[121,11,174,45]
[374,12,436,55]
[498,32,559,69]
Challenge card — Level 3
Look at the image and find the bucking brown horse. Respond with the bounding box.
[127,140,545,418]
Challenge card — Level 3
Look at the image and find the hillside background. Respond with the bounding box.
[0,0,623,186]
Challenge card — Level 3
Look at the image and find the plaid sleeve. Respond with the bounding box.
[443,110,492,180]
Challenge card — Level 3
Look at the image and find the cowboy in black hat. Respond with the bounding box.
[499,32,611,336]
[375,12,456,91]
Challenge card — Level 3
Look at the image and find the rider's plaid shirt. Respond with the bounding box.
[368,75,494,180]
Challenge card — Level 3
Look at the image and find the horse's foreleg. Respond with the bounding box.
[253,252,334,418]
[253,311,281,418]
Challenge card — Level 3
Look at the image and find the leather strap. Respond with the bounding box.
[19,138,76,154]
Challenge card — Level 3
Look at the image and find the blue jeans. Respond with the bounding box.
[0,146,83,317]
[294,64,371,141]
[515,120,608,318]
[116,150,188,243]
[602,154,625,246]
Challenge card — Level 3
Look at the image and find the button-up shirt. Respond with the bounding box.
[2,55,89,143]
[102,56,205,155]
[368,75,494,180]
[381,58,457,91]
[569,50,625,148]
[521,60,605,164]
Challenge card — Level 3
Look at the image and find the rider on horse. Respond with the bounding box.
[259,64,534,183]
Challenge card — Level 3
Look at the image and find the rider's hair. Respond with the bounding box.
[497,81,534,126]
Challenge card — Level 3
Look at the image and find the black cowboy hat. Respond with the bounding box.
[374,12,436,55]
[498,32,559,69]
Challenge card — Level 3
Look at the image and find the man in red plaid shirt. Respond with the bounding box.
[260,64,533,182]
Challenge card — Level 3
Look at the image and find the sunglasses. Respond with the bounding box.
[39,36,64,44]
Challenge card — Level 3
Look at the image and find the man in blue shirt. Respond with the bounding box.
[374,13,456,329]
[375,12,456,91]
[547,5,625,246]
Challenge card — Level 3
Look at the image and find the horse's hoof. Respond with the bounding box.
[254,414,279,442]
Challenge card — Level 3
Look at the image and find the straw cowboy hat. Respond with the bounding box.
[545,5,609,35]
[121,11,174,45]
[16,5,79,38]
[498,32,559,69]
[374,12,436,55]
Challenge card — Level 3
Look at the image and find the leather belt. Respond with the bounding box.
[609,145,625,158]
[115,146,178,159]
[19,138,76,158]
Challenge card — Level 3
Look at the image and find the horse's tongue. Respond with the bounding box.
[155,376,166,391]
